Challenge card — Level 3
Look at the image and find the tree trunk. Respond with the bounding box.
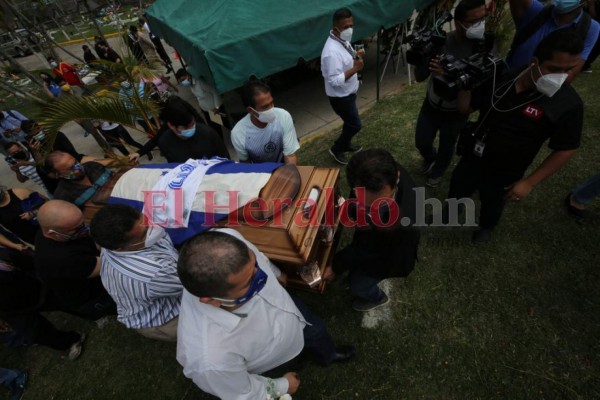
[78,119,112,154]
[83,0,106,41]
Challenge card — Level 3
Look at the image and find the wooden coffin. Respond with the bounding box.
[218,166,342,293]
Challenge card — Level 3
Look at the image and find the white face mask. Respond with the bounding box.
[339,27,353,42]
[531,64,568,97]
[255,108,276,124]
[465,20,485,40]
[144,225,166,248]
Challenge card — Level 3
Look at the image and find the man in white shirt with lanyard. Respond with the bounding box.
[321,7,365,165]
[176,229,355,400]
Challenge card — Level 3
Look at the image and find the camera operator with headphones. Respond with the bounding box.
[414,0,491,188]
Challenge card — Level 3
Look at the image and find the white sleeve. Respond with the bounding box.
[321,53,346,88]
[188,368,289,400]
[230,121,249,161]
[277,110,300,156]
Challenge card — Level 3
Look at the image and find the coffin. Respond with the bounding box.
[82,164,342,293]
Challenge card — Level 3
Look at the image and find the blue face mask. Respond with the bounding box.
[554,0,583,14]
[213,264,268,307]
[181,79,191,87]
[178,124,196,138]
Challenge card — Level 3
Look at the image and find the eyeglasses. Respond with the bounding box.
[49,223,89,240]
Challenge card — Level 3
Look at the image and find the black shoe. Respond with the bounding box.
[324,345,356,366]
[329,147,348,165]
[472,228,492,245]
[345,144,363,153]
[564,193,586,218]
[147,152,154,161]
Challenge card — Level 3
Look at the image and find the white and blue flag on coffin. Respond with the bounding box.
[109,158,281,246]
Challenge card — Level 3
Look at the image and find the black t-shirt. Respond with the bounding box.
[34,231,104,307]
[156,125,230,163]
[472,72,583,179]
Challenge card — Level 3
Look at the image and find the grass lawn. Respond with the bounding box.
[1,69,599,399]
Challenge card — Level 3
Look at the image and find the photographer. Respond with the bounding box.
[414,0,489,188]
[446,30,584,244]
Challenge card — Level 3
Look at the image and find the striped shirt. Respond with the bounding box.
[100,235,182,329]
[18,153,51,196]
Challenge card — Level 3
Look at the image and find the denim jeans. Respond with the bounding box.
[415,100,468,179]
[350,268,385,302]
[0,368,18,388]
[290,295,337,365]
[572,172,600,204]
[329,94,362,152]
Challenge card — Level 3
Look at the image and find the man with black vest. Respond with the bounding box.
[507,0,600,77]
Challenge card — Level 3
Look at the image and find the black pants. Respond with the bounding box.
[1,313,80,351]
[329,93,362,152]
[99,125,144,156]
[151,36,172,66]
[447,155,518,230]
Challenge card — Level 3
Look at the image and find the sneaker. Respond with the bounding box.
[426,176,442,188]
[472,228,492,245]
[67,332,86,360]
[582,67,592,73]
[564,193,586,218]
[83,131,91,138]
[420,159,435,175]
[352,293,390,312]
[329,147,348,165]
[8,370,27,400]
[345,144,363,153]
[95,316,110,329]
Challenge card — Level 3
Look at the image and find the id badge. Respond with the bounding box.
[473,140,486,157]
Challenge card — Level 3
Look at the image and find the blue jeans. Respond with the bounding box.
[415,100,468,179]
[0,368,19,388]
[290,295,337,365]
[572,172,600,204]
[350,268,385,302]
[329,94,362,152]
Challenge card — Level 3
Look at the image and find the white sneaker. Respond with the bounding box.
[67,333,86,360]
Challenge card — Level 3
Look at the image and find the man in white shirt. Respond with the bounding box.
[321,7,365,165]
[176,229,355,400]
[90,205,182,341]
[231,81,300,164]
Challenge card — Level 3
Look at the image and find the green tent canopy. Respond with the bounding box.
[146,0,434,94]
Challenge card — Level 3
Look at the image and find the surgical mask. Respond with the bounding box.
[465,20,486,40]
[61,162,85,180]
[339,27,353,42]
[49,224,89,241]
[179,124,196,138]
[33,132,46,141]
[120,81,132,89]
[554,0,583,14]
[255,108,276,124]
[213,264,268,307]
[531,64,568,97]
[181,79,191,87]
[144,225,166,247]
[50,61,58,68]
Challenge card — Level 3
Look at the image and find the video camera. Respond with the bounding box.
[405,11,453,67]
[432,32,504,101]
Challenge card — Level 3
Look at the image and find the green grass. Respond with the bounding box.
[2,70,599,399]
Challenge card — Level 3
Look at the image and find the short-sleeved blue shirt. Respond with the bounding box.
[506,0,600,71]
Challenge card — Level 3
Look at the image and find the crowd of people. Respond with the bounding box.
[1,0,599,399]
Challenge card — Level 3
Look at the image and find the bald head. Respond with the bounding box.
[38,200,83,233]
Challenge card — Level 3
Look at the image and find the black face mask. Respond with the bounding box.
[11,151,28,160]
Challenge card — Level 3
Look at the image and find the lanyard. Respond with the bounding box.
[329,31,356,58]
